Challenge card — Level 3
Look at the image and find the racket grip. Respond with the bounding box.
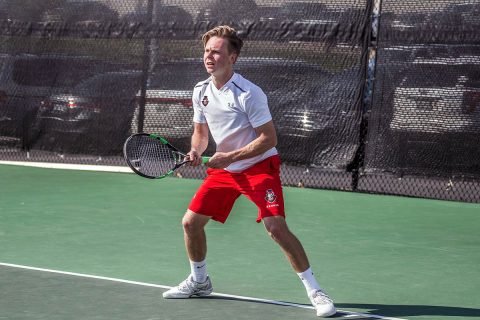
[201,157,210,164]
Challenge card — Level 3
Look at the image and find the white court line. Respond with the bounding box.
[0,161,132,173]
[0,262,407,320]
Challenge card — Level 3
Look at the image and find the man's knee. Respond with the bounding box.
[263,216,290,242]
[182,210,210,235]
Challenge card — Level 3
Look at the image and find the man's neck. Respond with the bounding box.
[211,70,234,89]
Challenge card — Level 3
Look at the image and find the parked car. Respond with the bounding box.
[390,56,480,134]
[130,60,204,153]
[0,54,119,141]
[387,55,480,174]
[34,70,142,153]
[271,66,362,167]
[254,62,362,167]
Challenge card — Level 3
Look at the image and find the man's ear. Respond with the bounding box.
[231,53,238,64]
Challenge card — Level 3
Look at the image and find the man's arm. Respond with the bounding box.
[188,122,209,166]
[207,120,277,169]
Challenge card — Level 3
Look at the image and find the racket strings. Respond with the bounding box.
[126,135,178,177]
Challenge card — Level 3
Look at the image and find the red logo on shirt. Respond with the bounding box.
[202,96,209,106]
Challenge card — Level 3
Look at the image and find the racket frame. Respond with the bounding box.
[123,133,209,179]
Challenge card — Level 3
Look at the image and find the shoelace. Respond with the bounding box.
[178,277,208,293]
[178,278,196,292]
[311,291,333,305]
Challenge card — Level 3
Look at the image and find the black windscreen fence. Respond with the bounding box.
[0,0,479,203]
[361,0,480,202]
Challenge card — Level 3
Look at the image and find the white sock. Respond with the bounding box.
[190,259,207,283]
[297,267,321,293]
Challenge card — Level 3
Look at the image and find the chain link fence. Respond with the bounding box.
[0,0,479,202]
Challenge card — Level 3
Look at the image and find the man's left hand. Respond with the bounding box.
[206,152,233,169]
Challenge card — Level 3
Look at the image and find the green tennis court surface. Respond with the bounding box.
[0,164,479,320]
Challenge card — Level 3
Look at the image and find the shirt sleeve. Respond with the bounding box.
[243,86,272,128]
[192,87,207,124]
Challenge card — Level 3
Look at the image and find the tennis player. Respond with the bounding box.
[162,25,336,318]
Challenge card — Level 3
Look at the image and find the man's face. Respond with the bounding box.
[203,36,237,77]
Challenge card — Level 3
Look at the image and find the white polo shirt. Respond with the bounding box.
[192,73,278,172]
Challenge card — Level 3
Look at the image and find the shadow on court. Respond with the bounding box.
[337,303,480,319]
[4,264,480,320]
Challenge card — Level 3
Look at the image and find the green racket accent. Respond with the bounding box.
[149,134,169,145]
[149,133,209,164]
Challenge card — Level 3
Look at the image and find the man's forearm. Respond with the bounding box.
[204,121,277,169]
[229,121,277,162]
[191,131,209,155]
[228,134,275,162]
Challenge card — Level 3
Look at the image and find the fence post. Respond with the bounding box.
[137,0,155,133]
[349,0,379,191]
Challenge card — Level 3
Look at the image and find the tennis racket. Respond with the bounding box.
[123,133,209,179]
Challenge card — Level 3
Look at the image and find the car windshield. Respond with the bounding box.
[12,59,100,88]
[74,73,141,96]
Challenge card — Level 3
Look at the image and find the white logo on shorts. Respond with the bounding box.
[265,189,277,203]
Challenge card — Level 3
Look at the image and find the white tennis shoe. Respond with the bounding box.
[309,289,336,317]
[162,275,213,299]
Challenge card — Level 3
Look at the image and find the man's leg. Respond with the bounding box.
[262,216,309,272]
[262,216,336,317]
[162,210,213,299]
[183,209,211,262]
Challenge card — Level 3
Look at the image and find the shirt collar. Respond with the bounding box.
[219,73,237,91]
[208,73,238,92]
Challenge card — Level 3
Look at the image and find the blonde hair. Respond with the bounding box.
[202,25,244,55]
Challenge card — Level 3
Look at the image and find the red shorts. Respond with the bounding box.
[188,155,285,223]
